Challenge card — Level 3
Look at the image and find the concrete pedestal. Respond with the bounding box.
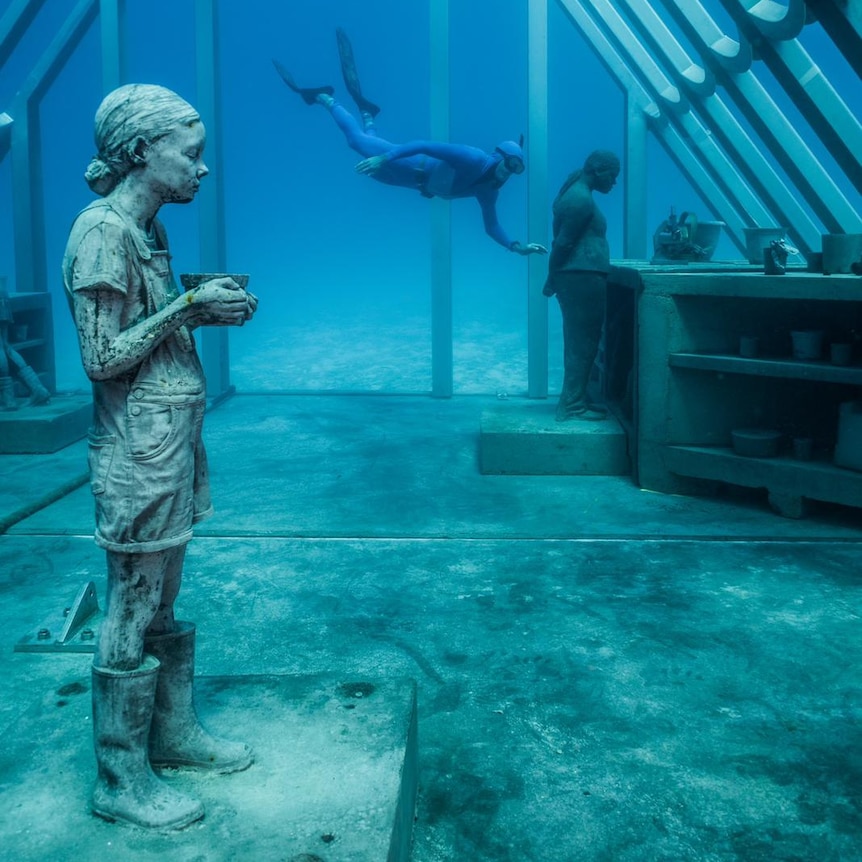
[0,393,91,453]
[479,401,630,475]
[0,673,418,861]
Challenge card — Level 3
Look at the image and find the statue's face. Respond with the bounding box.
[593,166,619,194]
[144,121,208,205]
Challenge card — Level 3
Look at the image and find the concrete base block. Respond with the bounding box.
[0,393,91,453]
[480,402,630,475]
[0,673,418,861]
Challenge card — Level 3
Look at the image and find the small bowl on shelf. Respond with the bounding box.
[179,272,249,291]
[731,428,783,458]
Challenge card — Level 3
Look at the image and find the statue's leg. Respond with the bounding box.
[146,620,254,773]
[91,548,204,828]
[555,274,607,421]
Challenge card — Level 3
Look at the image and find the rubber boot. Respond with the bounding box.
[0,375,17,410]
[146,622,254,773]
[91,656,205,829]
[336,27,380,118]
[16,364,50,404]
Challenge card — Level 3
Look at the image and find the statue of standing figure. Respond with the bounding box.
[543,150,621,422]
[62,83,258,829]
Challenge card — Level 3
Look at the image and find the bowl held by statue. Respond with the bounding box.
[179,273,250,291]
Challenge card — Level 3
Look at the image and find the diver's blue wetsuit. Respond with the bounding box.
[330,104,516,250]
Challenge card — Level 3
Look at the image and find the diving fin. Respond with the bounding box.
[335,28,380,118]
[272,59,334,105]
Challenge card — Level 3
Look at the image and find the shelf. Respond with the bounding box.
[665,445,862,514]
[669,352,862,385]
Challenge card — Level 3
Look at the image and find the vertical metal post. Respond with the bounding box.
[430,0,452,398]
[527,0,549,398]
[194,0,231,401]
[623,90,648,258]
[10,100,43,295]
[99,0,124,92]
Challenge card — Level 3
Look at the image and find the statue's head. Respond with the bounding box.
[583,150,620,194]
[84,84,200,196]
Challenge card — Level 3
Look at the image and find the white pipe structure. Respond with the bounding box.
[627,0,861,234]
[578,0,822,255]
[555,0,751,254]
[717,0,862,195]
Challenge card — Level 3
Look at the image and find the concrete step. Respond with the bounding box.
[0,672,418,861]
[479,401,630,475]
[0,393,91,453]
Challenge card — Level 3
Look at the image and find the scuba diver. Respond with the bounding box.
[273,28,548,257]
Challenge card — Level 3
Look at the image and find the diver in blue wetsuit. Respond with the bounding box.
[273,29,548,257]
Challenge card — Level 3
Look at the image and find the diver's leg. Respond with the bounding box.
[272,59,334,105]
[328,103,393,157]
[336,27,380,118]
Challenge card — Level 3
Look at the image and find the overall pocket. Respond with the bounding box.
[126,401,175,460]
[87,432,116,495]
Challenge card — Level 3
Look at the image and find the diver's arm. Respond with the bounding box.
[476,192,516,250]
[477,192,548,255]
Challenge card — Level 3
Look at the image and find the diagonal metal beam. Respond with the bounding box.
[740,0,808,40]
[555,0,751,253]
[576,0,821,254]
[0,0,45,70]
[717,0,862,195]
[637,0,861,233]
[0,112,12,162]
[10,0,98,296]
[805,0,862,79]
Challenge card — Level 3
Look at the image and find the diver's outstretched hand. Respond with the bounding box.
[511,241,549,256]
[356,155,386,175]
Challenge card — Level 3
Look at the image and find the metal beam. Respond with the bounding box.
[805,0,862,79]
[741,0,808,40]
[194,0,231,400]
[555,0,750,255]
[578,0,820,254]
[0,0,45,71]
[527,0,549,399]
[623,92,648,259]
[0,112,12,163]
[430,0,452,398]
[11,0,98,295]
[99,0,125,92]
[632,0,860,233]
[581,0,690,116]
[717,0,862,195]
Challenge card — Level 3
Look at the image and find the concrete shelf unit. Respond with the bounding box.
[636,270,862,517]
[6,290,55,394]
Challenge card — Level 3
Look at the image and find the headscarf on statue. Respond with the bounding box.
[84,84,200,196]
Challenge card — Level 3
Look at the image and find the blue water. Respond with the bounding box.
[1,0,859,393]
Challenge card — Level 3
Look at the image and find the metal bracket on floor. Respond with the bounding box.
[14,581,101,653]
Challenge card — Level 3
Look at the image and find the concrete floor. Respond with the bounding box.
[2,393,861,860]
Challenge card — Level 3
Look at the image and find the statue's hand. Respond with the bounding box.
[188,277,255,326]
[355,155,386,176]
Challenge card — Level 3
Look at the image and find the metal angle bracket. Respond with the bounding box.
[14,580,101,653]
